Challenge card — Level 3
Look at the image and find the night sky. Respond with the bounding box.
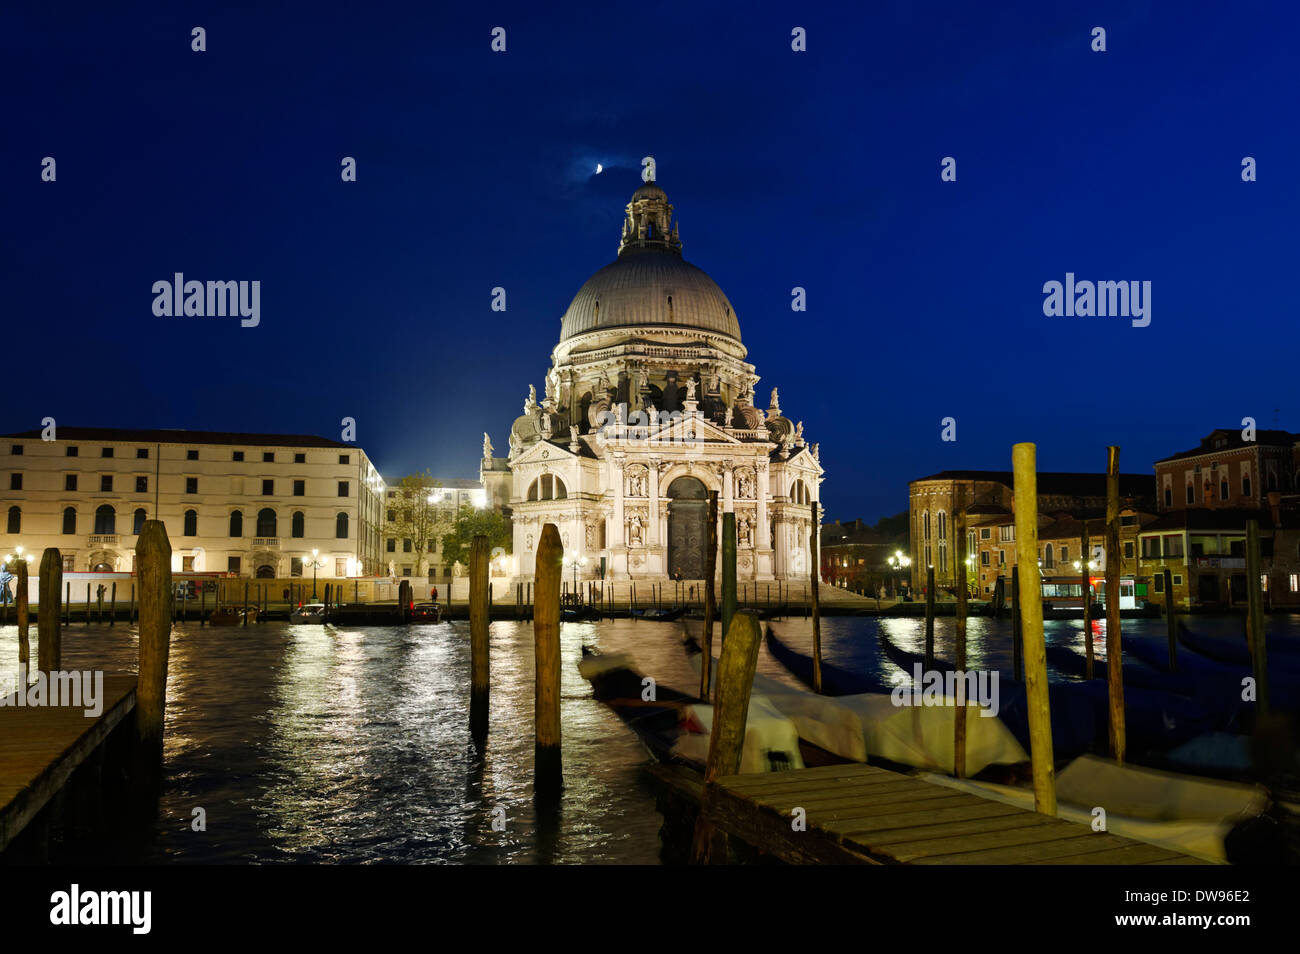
[3,0,1296,522]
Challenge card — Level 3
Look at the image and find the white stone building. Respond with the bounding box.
[482,172,824,583]
[0,427,386,578]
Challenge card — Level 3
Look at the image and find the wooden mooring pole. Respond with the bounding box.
[109,581,117,626]
[924,564,936,671]
[1105,446,1126,764]
[1011,565,1023,683]
[469,534,490,740]
[721,512,736,646]
[136,521,172,766]
[953,505,967,778]
[1164,568,1176,673]
[690,611,762,864]
[534,523,563,797]
[16,558,30,667]
[1245,519,1269,714]
[700,491,719,701]
[810,501,822,694]
[37,549,62,673]
[1081,520,1093,680]
[1012,443,1056,816]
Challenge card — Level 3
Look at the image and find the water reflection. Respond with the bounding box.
[0,619,674,864]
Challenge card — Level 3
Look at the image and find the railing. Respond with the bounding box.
[253,537,279,547]
[87,534,118,546]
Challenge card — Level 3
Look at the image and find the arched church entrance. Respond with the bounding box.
[666,476,708,580]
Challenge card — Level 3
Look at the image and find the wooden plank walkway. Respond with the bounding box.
[0,675,138,852]
[688,762,1207,865]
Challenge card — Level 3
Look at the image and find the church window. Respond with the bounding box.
[528,474,567,501]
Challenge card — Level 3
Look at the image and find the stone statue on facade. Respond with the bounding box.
[628,513,644,547]
[685,378,697,402]
[482,432,493,460]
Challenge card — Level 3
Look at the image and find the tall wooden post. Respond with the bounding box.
[1012,443,1056,816]
[1104,446,1126,764]
[1081,520,1093,680]
[700,491,719,700]
[243,581,251,626]
[1245,519,1269,713]
[954,506,968,778]
[810,501,823,695]
[16,559,30,667]
[469,534,490,740]
[136,522,172,757]
[690,612,762,864]
[37,549,62,673]
[924,564,936,671]
[109,581,117,626]
[721,512,736,643]
[534,523,563,796]
[1163,568,1177,672]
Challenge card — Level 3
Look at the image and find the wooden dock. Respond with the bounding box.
[653,762,1206,865]
[0,675,138,853]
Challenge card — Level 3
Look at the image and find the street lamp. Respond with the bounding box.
[568,555,586,602]
[303,548,326,600]
[887,550,912,597]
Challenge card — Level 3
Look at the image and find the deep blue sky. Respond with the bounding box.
[3,1,1297,523]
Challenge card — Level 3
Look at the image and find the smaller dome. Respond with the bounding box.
[732,401,763,430]
[631,182,667,201]
[765,414,794,443]
[511,412,539,445]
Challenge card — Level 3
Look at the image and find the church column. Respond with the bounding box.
[757,460,771,549]
[722,459,734,513]
[774,512,790,579]
[611,455,625,547]
[648,457,661,547]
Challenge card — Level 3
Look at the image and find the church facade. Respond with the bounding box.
[482,169,823,584]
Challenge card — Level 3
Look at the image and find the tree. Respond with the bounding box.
[440,506,512,570]
[388,471,455,577]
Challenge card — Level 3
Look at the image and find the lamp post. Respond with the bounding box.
[304,548,326,601]
[568,555,585,602]
[887,550,912,598]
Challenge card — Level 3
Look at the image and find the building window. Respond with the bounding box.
[1124,541,1134,559]
[998,550,1005,566]
[1163,487,1172,508]
[233,451,244,461]
[336,512,349,538]
[136,476,148,493]
[182,556,195,572]
[980,528,990,539]
[291,511,304,538]
[186,477,198,494]
[1243,475,1252,497]
[999,525,1014,542]
[1186,485,1195,504]
[1154,574,1164,593]
[262,479,274,495]
[338,481,349,497]
[293,479,305,496]
[1261,575,1269,592]
[228,556,241,573]
[101,447,114,458]
[386,538,396,552]
[187,449,198,460]
[291,557,303,577]
[230,511,243,537]
[6,506,20,534]
[65,474,77,491]
[62,507,76,534]
[527,474,568,501]
[94,504,115,534]
[403,538,413,552]
[339,454,350,464]
[1060,546,1068,564]
[294,453,306,464]
[1173,575,1182,585]
[1220,479,1229,500]
[1290,574,1298,593]
[981,551,990,566]
[184,509,198,536]
[9,473,21,490]
[257,508,277,537]
[133,508,146,534]
[100,475,112,492]
[336,558,347,577]
[66,446,78,457]
[137,448,149,459]
[10,445,22,455]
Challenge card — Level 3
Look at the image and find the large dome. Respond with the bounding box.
[559,250,742,342]
[558,180,742,342]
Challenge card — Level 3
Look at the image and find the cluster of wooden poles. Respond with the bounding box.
[10,522,175,786]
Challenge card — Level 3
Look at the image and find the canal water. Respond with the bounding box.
[0,618,722,865]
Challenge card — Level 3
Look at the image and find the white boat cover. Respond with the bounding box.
[672,694,806,774]
[920,755,1268,863]
[688,653,1027,775]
